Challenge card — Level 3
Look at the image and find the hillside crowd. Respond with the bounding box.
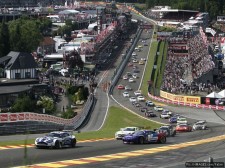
[161,33,215,94]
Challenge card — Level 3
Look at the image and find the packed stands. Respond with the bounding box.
[161,30,215,94]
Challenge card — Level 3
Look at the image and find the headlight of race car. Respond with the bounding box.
[46,139,53,143]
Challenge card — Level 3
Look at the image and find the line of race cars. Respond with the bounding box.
[115,119,207,145]
[115,86,208,144]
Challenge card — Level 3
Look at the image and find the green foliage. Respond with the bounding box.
[158,26,176,32]
[141,41,158,97]
[0,21,10,57]
[36,18,52,36]
[77,88,85,101]
[67,85,79,95]
[37,96,56,114]
[145,0,225,19]
[8,17,43,53]
[12,96,36,112]
[61,108,77,119]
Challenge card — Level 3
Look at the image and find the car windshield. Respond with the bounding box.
[133,130,144,136]
[124,128,135,131]
[179,118,186,121]
[160,127,169,130]
[47,133,61,138]
[179,125,187,127]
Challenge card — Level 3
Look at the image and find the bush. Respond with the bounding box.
[61,108,77,119]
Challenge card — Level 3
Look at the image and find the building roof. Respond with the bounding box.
[0,85,31,94]
[0,56,11,64]
[152,9,198,13]
[58,9,80,15]
[5,51,37,70]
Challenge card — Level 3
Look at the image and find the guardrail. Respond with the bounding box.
[0,94,95,135]
[108,28,143,94]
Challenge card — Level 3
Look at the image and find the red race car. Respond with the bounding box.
[175,124,192,132]
[117,84,125,90]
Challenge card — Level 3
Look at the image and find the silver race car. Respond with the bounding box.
[35,130,76,149]
[192,120,207,130]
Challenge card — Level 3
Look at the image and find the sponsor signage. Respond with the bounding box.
[160,90,201,104]
[9,114,17,122]
[169,45,188,50]
[0,114,8,122]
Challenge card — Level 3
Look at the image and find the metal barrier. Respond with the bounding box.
[0,94,95,135]
[109,28,143,94]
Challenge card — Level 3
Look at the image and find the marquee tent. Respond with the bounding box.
[218,90,225,98]
[206,91,223,98]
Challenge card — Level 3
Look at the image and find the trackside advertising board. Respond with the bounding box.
[160,90,201,104]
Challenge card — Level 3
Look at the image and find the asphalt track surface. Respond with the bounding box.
[1,14,225,168]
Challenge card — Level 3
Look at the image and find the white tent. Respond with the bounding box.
[218,90,225,98]
[206,92,223,98]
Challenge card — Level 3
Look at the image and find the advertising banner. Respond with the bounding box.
[18,113,25,121]
[168,45,188,50]
[9,114,17,122]
[160,90,200,104]
[0,114,8,122]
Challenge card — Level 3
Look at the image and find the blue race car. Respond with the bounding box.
[169,117,177,123]
[122,130,166,144]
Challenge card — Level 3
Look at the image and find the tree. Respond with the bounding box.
[0,21,10,57]
[37,96,56,114]
[36,18,52,36]
[12,96,36,112]
[8,17,43,53]
[61,108,77,119]
[77,88,84,101]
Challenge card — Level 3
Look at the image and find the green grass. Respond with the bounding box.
[141,41,158,97]
[156,42,168,89]
[0,106,162,146]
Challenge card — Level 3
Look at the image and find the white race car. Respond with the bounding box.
[35,131,76,149]
[154,106,163,111]
[115,127,139,140]
[192,120,207,130]
[177,117,188,124]
[160,112,170,119]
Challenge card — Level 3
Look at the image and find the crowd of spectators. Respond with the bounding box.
[161,32,216,95]
[188,34,215,79]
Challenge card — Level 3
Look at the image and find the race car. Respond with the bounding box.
[117,84,125,90]
[122,130,166,144]
[162,109,173,116]
[35,131,76,149]
[160,112,170,119]
[157,125,176,137]
[169,116,178,123]
[154,106,163,111]
[140,107,148,112]
[115,127,139,140]
[145,111,157,117]
[177,117,188,124]
[175,124,192,132]
[192,120,207,130]
[146,100,154,107]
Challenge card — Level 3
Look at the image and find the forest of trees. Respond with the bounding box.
[124,0,225,20]
[145,0,225,20]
